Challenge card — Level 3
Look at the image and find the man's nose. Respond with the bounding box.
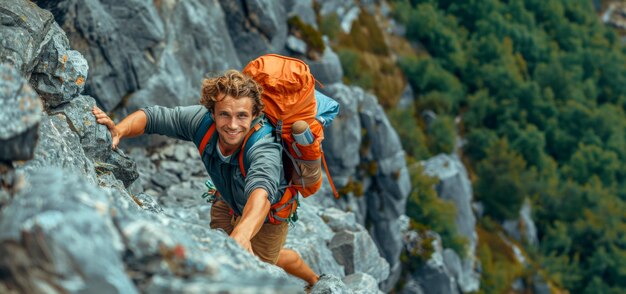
[228,118,238,129]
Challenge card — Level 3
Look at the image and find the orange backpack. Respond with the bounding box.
[194,54,339,224]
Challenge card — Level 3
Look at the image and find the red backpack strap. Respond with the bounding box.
[197,124,216,156]
[321,152,340,198]
[193,112,216,156]
[238,123,262,177]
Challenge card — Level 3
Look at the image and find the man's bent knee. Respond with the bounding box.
[278,249,301,266]
[250,221,288,264]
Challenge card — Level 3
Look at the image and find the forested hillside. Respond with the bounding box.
[384,0,626,293]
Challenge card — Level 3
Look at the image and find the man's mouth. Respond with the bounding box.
[225,129,240,136]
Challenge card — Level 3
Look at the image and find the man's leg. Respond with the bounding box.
[276,249,319,286]
[231,211,319,286]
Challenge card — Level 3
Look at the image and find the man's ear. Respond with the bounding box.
[209,111,214,120]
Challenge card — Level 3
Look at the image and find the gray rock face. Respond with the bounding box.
[1,0,87,108]
[307,47,344,85]
[359,90,405,174]
[100,150,140,188]
[343,273,383,294]
[369,217,405,290]
[0,168,138,294]
[118,0,241,129]
[533,274,551,294]
[502,198,538,247]
[329,230,390,282]
[422,154,475,243]
[37,0,240,112]
[405,233,459,294]
[422,154,480,292]
[131,192,164,213]
[359,89,410,291]
[311,274,353,294]
[286,35,308,55]
[0,63,43,161]
[284,0,317,28]
[397,84,414,109]
[321,207,361,233]
[321,84,362,183]
[0,0,54,75]
[30,22,88,107]
[322,83,411,292]
[16,114,97,183]
[286,197,345,278]
[49,95,139,187]
[35,0,161,111]
[400,280,425,294]
[219,0,287,65]
[49,95,112,159]
[318,0,360,33]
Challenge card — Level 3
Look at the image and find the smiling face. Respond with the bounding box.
[213,94,257,156]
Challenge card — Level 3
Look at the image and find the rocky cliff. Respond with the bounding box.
[1,0,519,293]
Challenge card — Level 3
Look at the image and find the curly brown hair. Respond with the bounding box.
[200,70,264,116]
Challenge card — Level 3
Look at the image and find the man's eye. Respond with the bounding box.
[238,114,248,119]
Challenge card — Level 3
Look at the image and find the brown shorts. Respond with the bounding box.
[210,199,288,264]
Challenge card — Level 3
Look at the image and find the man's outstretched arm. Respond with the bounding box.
[230,188,271,254]
[92,106,147,149]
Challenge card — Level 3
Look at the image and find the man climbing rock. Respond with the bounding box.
[93,69,321,288]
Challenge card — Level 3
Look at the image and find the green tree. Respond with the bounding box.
[563,144,619,186]
[386,104,431,160]
[406,164,467,254]
[399,57,465,113]
[405,2,467,72]
[475,139,527,221]
[427,115,456,155]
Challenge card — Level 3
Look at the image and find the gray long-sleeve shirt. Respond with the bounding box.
[141,105,287,216]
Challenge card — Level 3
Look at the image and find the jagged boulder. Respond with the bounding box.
[36,0,240,112]
[329,230,390,282]
[422,154,480,292]
[16,114,97,183]
[30,22,88,107]
[0,0,55,76]
[307,46,344,85]
[502,198,539,247]
[0,168,138,294]
[320,83,362,185]
[343,273,384,294]
[284,198,345,278]
[311,274,353,294]
[48,95,139,187]
[402,232,459,294]
[0,63,43,161]
[320,207,361,233]
[219,0,288,65]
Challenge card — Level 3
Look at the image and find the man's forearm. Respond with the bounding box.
[231,188,271,241]
[116,110,147,139]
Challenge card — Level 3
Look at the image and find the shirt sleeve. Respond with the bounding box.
[141,105,208,141]
[243,133,284,205]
